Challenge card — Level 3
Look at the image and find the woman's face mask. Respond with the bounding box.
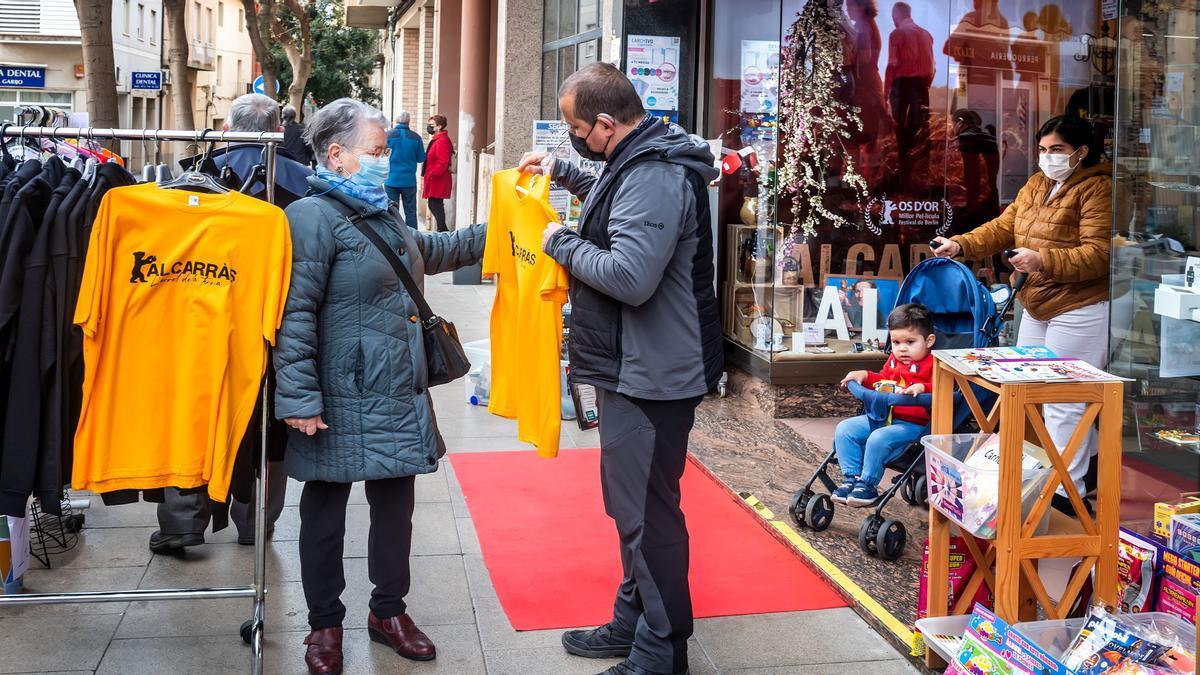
[1038,147,1082,182]
[350,153,390,187]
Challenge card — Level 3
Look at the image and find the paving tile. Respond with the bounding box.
[266,623,485,675]
[457,517,481,555]
[51,526,157,570]
[271,501,459,558]
[96,634,259,674]
[443,461,470,519]
[415,469,451,503]
[285,478,369,507]
[0,565,142,618]
[437,413,520,440]
[444,435,564,454]
[116,596,249,639]
[77,498,160,529]
[463,554,498,601]
[0,613,121,673]
[693,608,902,669]
[138,541,255,587]
[472,594,567,652]
[484,638,714,675]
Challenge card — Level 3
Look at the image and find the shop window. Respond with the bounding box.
[707,0,1104,380]
[540,0,603,118]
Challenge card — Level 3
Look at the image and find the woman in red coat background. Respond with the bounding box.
[422,114,453,232]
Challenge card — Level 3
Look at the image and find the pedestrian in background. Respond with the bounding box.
[422,114,453,232]
[386,111,426,229]
[282,105,315,167]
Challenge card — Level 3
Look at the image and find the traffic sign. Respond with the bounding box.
[253,75,281,95]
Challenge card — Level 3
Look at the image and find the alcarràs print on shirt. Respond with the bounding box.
[128,251,239,285]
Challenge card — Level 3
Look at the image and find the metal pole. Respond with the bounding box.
[0,126,283,144]
[0,587,256,605]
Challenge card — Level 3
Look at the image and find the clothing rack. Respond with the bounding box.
[0,125,282,675]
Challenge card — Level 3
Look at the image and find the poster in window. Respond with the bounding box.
[740,40,779,115]
[626,34,681,114]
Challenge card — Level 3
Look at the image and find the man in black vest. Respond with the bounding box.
[519,63,722,675]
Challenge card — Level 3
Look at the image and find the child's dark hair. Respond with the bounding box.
[888,303,934,337]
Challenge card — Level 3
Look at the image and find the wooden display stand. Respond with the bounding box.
[923,357,1124,668]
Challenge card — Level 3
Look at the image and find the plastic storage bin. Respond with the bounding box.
[1014,612,1196,662]
[921,434,1053,540]
[463,339,490,406]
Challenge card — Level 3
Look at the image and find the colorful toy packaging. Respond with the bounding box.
[914,536,993,656]
[1061,606,1195,674]
[1152,496,1200,544]
[1117,529,1162,613]
[1156,548,1198,626]
[1167,513,1200,563]
[949,603,1066,674]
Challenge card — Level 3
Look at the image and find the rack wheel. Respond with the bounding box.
[240,619,260,645]
[804,494,835,532]
[875,519,907,561]
[789,490,811,528]
[899,476,917,505]
[64,513,85,533]
[914,476,928,507]
[858,514,883,555]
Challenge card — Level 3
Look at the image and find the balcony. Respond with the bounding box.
[344,0,391,28]
[188,38,216,71]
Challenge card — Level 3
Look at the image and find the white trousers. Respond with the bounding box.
[1017,301,1110,497]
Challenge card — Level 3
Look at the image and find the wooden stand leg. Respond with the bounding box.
[995,386,1027,623]
[1093,383,1123,608]
[924,361,958,668]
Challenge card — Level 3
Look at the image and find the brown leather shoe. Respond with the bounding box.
[303,627,344,675]
[367,612,437,661]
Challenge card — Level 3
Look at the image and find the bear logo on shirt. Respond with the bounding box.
[130,252,157,283]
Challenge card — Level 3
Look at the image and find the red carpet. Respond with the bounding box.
[450,449,846,630]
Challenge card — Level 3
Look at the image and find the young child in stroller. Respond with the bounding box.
[834,303,936,507]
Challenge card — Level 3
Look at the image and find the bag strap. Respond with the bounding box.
[319,195,437,324]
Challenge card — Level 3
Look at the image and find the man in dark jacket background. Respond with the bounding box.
[282,104,315,167]
[519,62,722,675]
[385,111,426,229]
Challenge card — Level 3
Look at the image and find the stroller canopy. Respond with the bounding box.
[895,257,998,349]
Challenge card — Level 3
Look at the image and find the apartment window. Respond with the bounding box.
[540,0,602,117]
[150,9,157,44]
[236,59,243,89]
[137,3,145,40]
[216,55,223,85]
[206,8,214,42]
[193,1,201,40]
[238,8,244,32]
[122,0,130,35]
[218,1,224,27]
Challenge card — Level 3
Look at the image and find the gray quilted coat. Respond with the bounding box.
[274,177,486,483]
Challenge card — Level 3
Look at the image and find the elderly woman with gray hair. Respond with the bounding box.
[273,98,485,674]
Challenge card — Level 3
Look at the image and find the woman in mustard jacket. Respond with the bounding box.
[932,115,1111,505]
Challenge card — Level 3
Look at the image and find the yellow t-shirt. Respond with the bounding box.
[483,169,569,458]
[72,184,292,502]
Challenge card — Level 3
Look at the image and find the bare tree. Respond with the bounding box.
[73,0,119,135]
[163,0,195,129]
[241,0,280,102]
[267,0,314,115]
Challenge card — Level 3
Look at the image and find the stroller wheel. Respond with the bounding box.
[789,490,811,528]
[858,515,883,555]
[875,519,907,561]
[899,476,917,506]
[805,494,835,532]
[914,476,929,507]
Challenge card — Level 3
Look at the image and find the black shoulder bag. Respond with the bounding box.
[322,196,471,387]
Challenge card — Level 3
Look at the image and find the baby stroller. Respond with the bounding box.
[788,257,1014,561]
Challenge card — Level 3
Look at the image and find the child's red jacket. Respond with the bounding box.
[864,353,935,425]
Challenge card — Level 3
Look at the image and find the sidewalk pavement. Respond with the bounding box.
[0,274,918,674]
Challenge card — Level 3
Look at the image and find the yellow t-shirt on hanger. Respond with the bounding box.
[72,183,292,502]
[483,169,569,458]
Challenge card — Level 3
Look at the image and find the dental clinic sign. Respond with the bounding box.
[0,66,45,88]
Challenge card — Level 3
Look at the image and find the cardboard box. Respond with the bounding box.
[1153,496,1200,543]
[1170,513,1200,562]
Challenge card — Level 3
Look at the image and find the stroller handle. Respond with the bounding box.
[846,379,934,410]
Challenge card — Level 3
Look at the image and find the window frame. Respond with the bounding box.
[540,0,603,118]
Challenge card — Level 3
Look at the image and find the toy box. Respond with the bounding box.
[1158,548,1199,626]
[1118,528,1162,613]
[1153,495,1200,543]
[1169,513,1200,563]
[949,603,1067,674]
[914,536,993,657]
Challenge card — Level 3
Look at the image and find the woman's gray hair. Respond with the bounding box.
[304,98,389,168]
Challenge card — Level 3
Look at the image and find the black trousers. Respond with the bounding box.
[889,76,931,179]
[299,476,416,630]
[427,198,448,232]
[598,390,701,674]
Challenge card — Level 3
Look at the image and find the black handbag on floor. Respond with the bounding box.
[323,197,471,387]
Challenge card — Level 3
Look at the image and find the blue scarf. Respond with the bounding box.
[315,167,390,211]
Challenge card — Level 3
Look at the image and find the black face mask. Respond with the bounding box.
[427,124,436,135]
[570,120,609,162]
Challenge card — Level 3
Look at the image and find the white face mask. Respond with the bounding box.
[1039,148,1081,182]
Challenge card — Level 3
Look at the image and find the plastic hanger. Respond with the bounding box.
[158,129,229,193]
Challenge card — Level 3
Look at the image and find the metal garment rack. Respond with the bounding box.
[0,126,282,675]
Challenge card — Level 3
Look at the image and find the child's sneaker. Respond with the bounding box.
[846,481,880,507]
[831,477,857,503]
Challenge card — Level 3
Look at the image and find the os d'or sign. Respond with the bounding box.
[0,66,46,88]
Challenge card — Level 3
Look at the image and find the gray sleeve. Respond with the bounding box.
[274,199,335,419]
[552,160,597,200]
[416,222,487,274]
[545,163,690,307]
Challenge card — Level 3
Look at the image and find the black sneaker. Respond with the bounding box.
[562,623,634,659]
[598,660,689,675]
[148,530,204,555]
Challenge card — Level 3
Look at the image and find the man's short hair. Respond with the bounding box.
[229,93,281,133]
[558,63,646,125]
[887,303,934,337]
[395,111,411,125]
[281,105,297,123]
[894,1,912,17]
